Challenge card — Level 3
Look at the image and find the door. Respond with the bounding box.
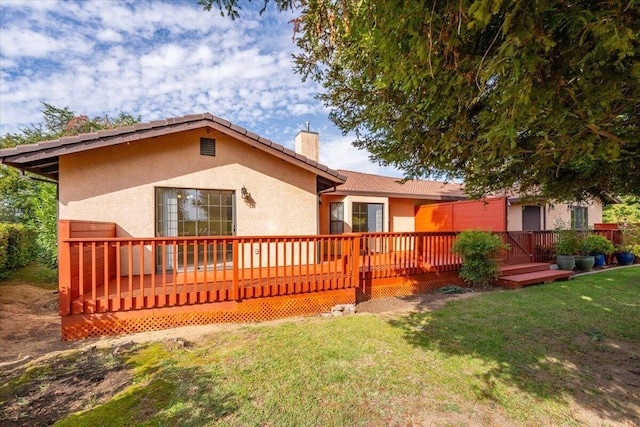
[522,206,541,231]
[156,188,235,272]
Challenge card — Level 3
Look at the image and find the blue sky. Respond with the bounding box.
[0,0,402,176]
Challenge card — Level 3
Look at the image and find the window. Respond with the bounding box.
[329,202,344,234]
[156,188,234,271]
[571,206,589,230]
[352,203,383,232]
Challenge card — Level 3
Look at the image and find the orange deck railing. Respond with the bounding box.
[59,232,361,316]
[59,221,621,319]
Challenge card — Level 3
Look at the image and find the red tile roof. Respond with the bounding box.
[326,170,466,200]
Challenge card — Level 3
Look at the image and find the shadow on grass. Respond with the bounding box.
[388,267,640,425]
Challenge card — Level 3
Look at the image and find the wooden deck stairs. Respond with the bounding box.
[496,262,573,288]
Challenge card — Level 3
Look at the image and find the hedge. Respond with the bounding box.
[0,223,38,276]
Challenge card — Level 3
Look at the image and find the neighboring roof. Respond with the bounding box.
[323,170,467,201]
[0,112,346,191]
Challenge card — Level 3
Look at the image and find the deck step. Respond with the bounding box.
[498,262,552,276]
[497,270,573,288]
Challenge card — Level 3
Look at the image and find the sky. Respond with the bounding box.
[0,0,402,176]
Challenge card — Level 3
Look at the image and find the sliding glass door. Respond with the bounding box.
[156,188,235,272]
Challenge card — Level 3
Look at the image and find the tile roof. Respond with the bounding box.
[326,170,467,200]
[0,112,346,189]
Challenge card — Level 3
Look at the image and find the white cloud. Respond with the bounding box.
[0,27,73,58]
[0,0,397,177]
[95,29,123,43]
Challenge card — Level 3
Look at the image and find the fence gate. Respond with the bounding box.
[503,232,534,264]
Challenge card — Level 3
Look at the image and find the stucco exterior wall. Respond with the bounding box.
[507,201,603,231]
[58,128,319,273]
[389,198,416,232]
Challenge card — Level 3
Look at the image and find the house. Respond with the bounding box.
[0,113,345,275]
[319,170,604,234]
[0,112,605,340]
[319,170,466,234]
[506,197,603,231]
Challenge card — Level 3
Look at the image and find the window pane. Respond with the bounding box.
[352,202,383,233]
[156,188,235,237]
[330,202,343,221]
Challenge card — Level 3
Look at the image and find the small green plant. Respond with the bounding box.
[451,230,509,288]
[581,234,615,256]
[554,219,581,256]
[617,226,640,254]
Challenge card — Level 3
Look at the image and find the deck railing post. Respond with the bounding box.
[232,239,240,300]
[351,235,360,288]
[58,220,72,316]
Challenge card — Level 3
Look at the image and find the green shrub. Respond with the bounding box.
[0,226,8,273]
[581,234,615,255]
[451,230,509,288]
[618,226,640,255]
[0,223,38,277]
[32,184,58,269]
[554,219,581,256]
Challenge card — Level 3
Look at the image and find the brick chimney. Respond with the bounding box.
[294,129,319,163]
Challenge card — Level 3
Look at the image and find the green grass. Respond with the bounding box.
[0,261,57,289]
[17,267,640,426]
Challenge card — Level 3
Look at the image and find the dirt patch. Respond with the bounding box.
[355,286,496,315]
[0,345,134,427]
[0,283,87,365]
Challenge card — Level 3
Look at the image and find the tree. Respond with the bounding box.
[201,0,640,201]
[0,103,140,268]
[603,196,640,224]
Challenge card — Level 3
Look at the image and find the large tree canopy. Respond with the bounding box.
[202,0,640,201]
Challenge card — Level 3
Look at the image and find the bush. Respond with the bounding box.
[32,184,58,268]
[618,226,640,255]
[581,234,615,256]
[451,230,509,288]
[0,223,38,277]
[554,219,581,256]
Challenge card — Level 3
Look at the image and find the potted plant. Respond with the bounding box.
[581,234,615,269]
[555,221,580,271]
[616,226,639,266]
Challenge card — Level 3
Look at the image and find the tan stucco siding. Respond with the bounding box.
[507,201,603,231]
[389,198,416,232]
[58,128,318,238]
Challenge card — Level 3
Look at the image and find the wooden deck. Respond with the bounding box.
[57,220,620,340]
[497,263,573,288]
[73,257,454,314]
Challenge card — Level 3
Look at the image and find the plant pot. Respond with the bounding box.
[593,254,605,268]
[616,252,635,266]
[556,255,575,271]
[575,255,595,272]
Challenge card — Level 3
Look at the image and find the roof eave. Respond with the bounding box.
[0,113,345,188]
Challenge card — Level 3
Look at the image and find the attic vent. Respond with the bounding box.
[200,138,216,156]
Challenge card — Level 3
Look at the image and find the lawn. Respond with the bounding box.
[0,261,57,290]
[2,267,638,426]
